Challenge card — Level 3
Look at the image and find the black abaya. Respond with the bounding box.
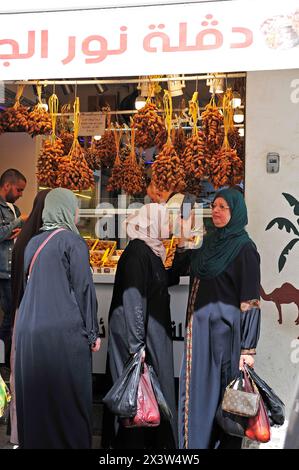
[103,239,177,449]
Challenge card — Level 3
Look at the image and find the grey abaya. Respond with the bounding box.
[15,229,99,449]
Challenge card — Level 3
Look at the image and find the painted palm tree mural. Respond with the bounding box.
[265,193,299,272]
[262,193,299,336]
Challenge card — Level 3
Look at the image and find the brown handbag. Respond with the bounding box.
[222,374,260,417]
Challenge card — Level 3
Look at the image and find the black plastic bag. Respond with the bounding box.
[103,349,143,418]
[216,404,248,438]
[147,365,172,422]
[245,364,285,426]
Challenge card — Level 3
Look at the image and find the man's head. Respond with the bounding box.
[0,169,27,203]
[146,181,161,203]
[147,181,177,204]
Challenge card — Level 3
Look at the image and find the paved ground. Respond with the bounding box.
[0,420,102,449]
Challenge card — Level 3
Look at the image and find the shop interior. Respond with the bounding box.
[0,72,246,273]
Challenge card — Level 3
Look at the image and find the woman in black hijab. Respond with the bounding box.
[9,189,51,445]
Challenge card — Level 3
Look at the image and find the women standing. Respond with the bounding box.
[104,203,177,449]
[15,188,100,449]
[9,189,51,445]
[171,188,261,449]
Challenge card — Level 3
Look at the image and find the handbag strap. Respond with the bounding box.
[227,371,243,390]
[28,228,66,279]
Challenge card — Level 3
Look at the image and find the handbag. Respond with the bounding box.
[244,364,285,426]
[0,373,11,418]
[221,372,260,417]
[121,363,160,428]
[103,348,144,417]
[243,367,271,443]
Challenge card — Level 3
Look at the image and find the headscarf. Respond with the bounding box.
[191,188,253,279]
[41,188,79,234]
[11,189,51,315]
[125,203,170,262]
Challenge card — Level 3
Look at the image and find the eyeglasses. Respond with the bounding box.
[210,203,230,211]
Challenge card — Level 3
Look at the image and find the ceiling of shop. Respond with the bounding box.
[2,74,246,129]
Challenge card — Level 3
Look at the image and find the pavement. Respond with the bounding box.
[0,365,103,450]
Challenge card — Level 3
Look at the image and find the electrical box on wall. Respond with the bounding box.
[266,152,280,173]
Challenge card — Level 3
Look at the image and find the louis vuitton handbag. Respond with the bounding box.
[221,372,260,418]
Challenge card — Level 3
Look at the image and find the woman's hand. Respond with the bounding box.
[239,354,254,370]
[91,338,101,352]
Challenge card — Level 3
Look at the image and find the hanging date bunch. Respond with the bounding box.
[152,91,186,193]
[27,85,52,137]
[59,130,74,155]
[0,85,29,132]
[85,138,101,171]
[208,89,243,189]
[133,101,165,149]
[36,93,62,187]
[122,127,146,196]
[36,138,64,187]
[56,98,94,191]
[182,92,207,196]
[201,95,223,153]
[57,142,94,190]
[172,126,186,157]
[107,127,124,192]
[228,127,245,162]
[93,111,116,168]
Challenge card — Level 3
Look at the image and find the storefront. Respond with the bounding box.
[1,0,299,427]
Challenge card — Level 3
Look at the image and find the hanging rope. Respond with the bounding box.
[222,87,234,149]
[13,84,25,109]
[48,92,59,142]
[188,91,199,136]
[130,125,136,163]
[113,124,123,166]
[68,96,80,159]
[36,83,43,106]
[163,90,173,145]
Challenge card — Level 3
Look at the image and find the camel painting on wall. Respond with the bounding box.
[260,283,299,326]
[262,193,299,336]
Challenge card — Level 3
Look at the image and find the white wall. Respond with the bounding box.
[0,133,41,214]
[246,69,299,416]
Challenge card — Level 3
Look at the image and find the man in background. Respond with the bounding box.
[0,169,27,367]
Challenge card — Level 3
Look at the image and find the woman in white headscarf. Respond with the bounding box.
[14,188,100,449]
[102,203,177,450]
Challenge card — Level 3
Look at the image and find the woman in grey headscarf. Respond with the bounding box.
[14,188,100,449]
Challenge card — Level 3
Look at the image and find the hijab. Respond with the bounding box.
[125,203,170,262]
[41,188,79,234]
[11,189,51,314]
[191,188,253,279]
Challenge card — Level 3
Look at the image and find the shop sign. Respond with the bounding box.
[1,0,299,79]
[78,112,105,136]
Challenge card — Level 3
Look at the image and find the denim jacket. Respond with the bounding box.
[0,196,22,279]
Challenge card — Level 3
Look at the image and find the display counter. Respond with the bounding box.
[92,274,190,377]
